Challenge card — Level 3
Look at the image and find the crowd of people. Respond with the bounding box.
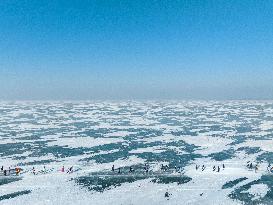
[0,165,74,176]
[111,164,149,174]
[2,161,273,178]
[195,164,225,172]
[0,166,22,176]
[2,162,273,201]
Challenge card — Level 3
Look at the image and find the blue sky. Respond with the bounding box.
[0,0,273,100]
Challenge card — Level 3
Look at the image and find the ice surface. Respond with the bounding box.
[0,101,273,204]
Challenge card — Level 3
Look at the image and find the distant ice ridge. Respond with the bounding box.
[0,101,273,204]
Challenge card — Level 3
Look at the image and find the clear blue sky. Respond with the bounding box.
[1,0,273,100]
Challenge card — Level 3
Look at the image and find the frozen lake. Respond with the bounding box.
[1,101,273,204]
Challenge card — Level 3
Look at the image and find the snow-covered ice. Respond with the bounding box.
[0,101,273,204]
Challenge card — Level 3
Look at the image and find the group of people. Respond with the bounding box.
[0,165,74,177]
[3,162,273,178]
[194,162,273,173]
[111,163,185,175]
[247,161,259,172]
[195,164,225,172]
[111,165,139,174]
[246,162,273,173]
[0,166,22,176]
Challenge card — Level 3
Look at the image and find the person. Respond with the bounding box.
[3,170,7,176]
[161,164,164,171]
[15,167,20,175]
[165,191,170,200]
[196,165,199,170]
[1,166,3,171]
[267,164,271,171]
[223,164,225,169]
[112,165,115,172]
[246,163,249,168]
[217,166,220,172]
[129,166,134,173]
[8,167,11,175]
[66,166,73,174]
[255,164,258,173]
[144,166,147,172]
[177,166,181,173]
[249,163,253,169]
[165,165,168,171]
[202,165,205,171]
[32,167,36,175]
[213,166,216,171]
[144,164,149,170]
[61,166,65,172]
[118,167,121,174]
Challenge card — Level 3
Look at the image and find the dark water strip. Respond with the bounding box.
[0,190,31,201]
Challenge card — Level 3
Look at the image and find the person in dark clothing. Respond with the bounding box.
[202,165,205,171]
[129,166,134,173]
[1,166,3,171]
[249,163,253,169]
[246,161,251,168]
[118,167,121,174]
[213,166,216,171]
[32,167,36,175]
[144,165,149,174]
[67,166,73,174]
[267,164,271,172]
[176,166,180,173]
[223,164,225,169]
[165,191,170,200]
[161,164,164,171]
[146,168,149,174]
[217,166,220,172]
[165,165,169,171]
[144,164,149,170]
[3,170,7,176]
[255,164,258,173]
[196,165,199,170]
[112,165,115,172]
